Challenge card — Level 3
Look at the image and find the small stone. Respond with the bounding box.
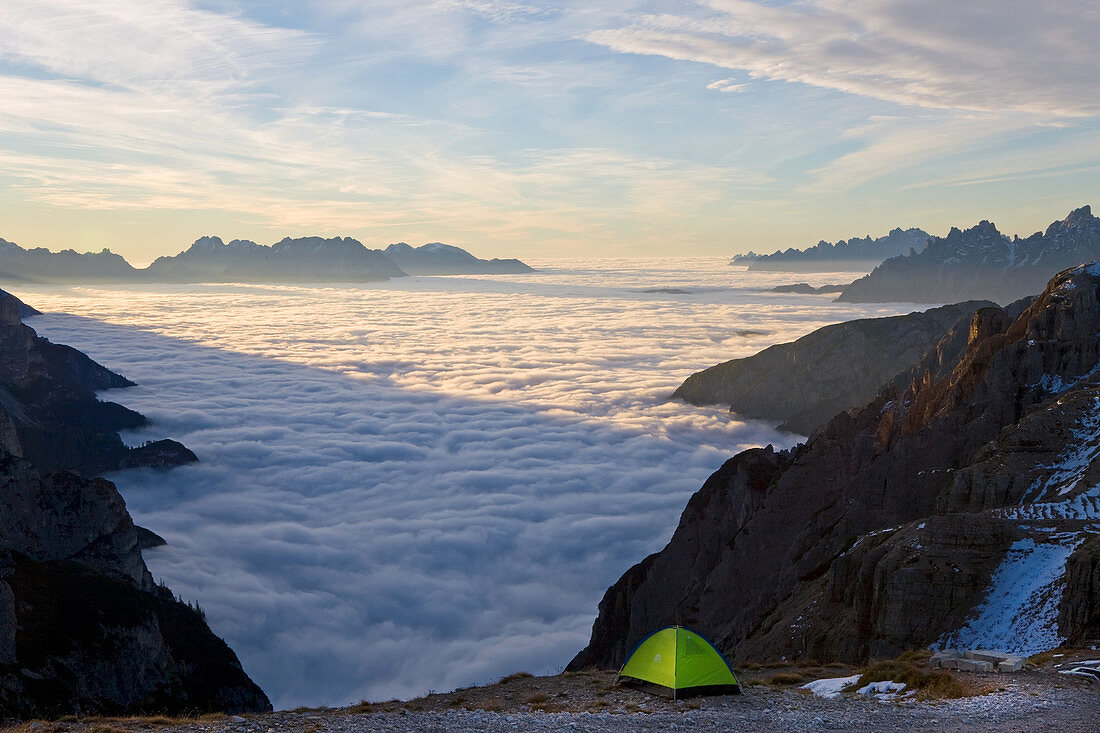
[228,716,246,723]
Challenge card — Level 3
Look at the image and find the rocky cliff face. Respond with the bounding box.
[0,292,269,719]
[0,290,195,476]
[731,227,930,272]
[838,206,1100,304]
[382,242,534,275]
[672,301,1001,435]
[573,263,1100,670]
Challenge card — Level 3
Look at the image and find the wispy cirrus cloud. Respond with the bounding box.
[587,0,1100,116]
[0,0,1096,258]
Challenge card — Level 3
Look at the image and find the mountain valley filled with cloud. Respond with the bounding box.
[13,260,904,707]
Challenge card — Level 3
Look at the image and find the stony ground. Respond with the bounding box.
[6,653,1098,732]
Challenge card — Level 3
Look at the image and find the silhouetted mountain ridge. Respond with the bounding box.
[0,236,534,283]
[839,206,1100,303]
[732,227,930,272]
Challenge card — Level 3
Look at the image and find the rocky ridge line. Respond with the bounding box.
[573,262,1100,671]
[0,236,534,284]
[838,205,1100,304]
[672,300,1006,435]
[731,227,930,272]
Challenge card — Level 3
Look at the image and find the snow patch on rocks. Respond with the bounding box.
[936,535,1085,655]
[800,675,860,698]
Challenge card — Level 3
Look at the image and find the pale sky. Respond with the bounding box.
[1,0,1097,261]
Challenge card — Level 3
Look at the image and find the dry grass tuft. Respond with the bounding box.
[498,672,534,684]
[858,651,968,700]
[1027,650,1059,668]
[766,673,806,685]
[470,698,504,712]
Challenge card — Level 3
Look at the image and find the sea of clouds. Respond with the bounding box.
[16,259,918,708]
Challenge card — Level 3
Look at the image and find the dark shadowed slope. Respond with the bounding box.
[839,206,1100,304]
[672,301,1000,435]
[0,291,269,719]
[0,291,194,476]
[573,262,1100,671]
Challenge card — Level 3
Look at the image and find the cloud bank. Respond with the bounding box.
[17,261,912,708]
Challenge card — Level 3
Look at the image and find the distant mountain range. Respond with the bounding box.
[382,242,532,275]
[0,236,534,284]
[731,227,930,272]
[838,206,1100,304]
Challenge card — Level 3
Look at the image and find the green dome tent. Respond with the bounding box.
[617,626,740,698]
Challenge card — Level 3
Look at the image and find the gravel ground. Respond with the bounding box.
[12,668,1096,733]
[160,684,1098,732]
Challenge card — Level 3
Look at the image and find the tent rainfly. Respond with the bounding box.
[617,626,740,698]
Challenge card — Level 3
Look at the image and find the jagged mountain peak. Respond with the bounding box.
[189,235,226,250]
[839,205,1099,304]
[942,219,1006,242]
[1046,205,1100,237]
[272,235,365,250]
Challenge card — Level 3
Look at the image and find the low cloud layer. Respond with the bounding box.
[19,261,911,708]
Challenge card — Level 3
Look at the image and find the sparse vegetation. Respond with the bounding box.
[858,650,968,700]
[766,672,806,685]
[471,698,504,712]
[498,671,533,684]
[1027,650,1063,667]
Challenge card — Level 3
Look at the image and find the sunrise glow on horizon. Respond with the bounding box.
[1,1,1097,262]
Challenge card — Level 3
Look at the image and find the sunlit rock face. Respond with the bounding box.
[672,300,1003,435]
[573,262,1100,670]
[0,291,269,718]
[839,206,1100,305]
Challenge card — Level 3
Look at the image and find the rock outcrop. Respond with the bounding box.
[0,290,195,476]
[838,206,1100,304]
[672,301,1002,435]
[382,242,534,275]
[573,263,1100,671]
[0,292,269,719]
[732,228,930,272]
